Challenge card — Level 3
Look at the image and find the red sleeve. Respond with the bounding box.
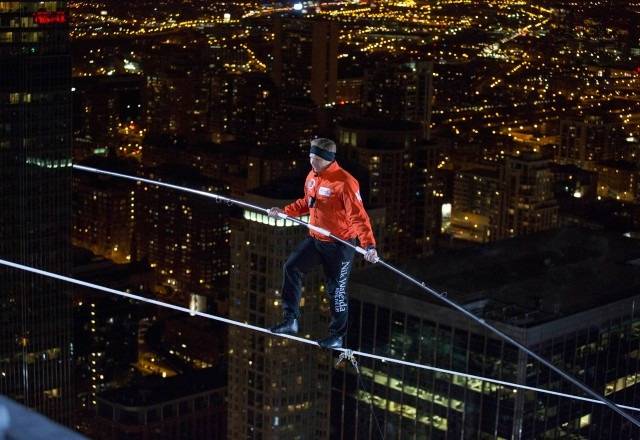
[284,179,309,217]
[342,178,376,248]
[284,197,308,217]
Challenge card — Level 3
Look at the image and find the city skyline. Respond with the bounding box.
[1,0,640,438]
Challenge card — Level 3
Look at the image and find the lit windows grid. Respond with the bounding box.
[333,296,541,439]
[228,214,331,439]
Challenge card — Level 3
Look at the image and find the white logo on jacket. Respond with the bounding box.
[318,186,332,197]
[308,179,316,189]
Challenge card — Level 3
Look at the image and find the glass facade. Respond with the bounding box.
[332,294,640,439]
[0,0,73,423]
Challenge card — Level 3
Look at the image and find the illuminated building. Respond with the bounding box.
[143,42,214,143]
[363,59,434,140]
[337,76,364,106]
[0,0,73,423]
[558,116,618,168]
[71,248,152,433]
[72,74,143,157]
[268,98,319,151]
[246,146,307,190]
[450,168,504,243]
[416,138,450,253]
[272,17,338,107]
[228,183,332,439]
[337,119,423,259]
[95,368,226,439]
[592,160,639,203]
[501,154,558,238]
[210,72,276,146]
[135,165,231,309]
[73,156,138,264]
[448,154,559,243]
[334,228,640,439]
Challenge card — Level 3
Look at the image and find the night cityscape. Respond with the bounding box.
[1,0,640,438]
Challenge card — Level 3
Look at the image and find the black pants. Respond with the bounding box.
[282,237,356,337]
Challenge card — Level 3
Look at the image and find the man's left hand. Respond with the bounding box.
[364,248,379,264]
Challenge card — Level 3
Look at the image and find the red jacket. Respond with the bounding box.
[284,161,376,249]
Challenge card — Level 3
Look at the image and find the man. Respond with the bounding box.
[267,138,378,349]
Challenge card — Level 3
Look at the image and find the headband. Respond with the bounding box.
[310,145,335,162]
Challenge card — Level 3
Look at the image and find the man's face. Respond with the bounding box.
[309,153,331,173]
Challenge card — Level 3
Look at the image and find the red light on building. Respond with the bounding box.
[635,66,640,74]
[33,11,67,25]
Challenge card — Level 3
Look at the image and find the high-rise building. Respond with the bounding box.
[501,154,559,238]
[0,1,74,423]
[450,168,504,243]
[415,138,450,253]
[333,228,640,439]
[246,146,306,191]
[135,165,231,310]
[71,248,152,432]
[447,154,559,244]
[272,17,338,107]
[210,72,276,146]
[363,59,434,140]
[228,184,332,439]
[143,41,214,143]
[268,99,319,153]
[73,156,138,264]
[337,119,423,259]
[558,116,618,168]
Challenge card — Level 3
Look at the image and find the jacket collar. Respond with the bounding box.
[314,161,339,177]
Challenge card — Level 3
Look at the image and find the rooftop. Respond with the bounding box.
[98,366,225,408]
[351,228,640,327]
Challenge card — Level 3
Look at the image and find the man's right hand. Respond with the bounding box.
[267,207,285,218]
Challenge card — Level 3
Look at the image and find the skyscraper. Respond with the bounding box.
[272,17,338,107]
[73,156,138,264]
[0,1,73,423]
[228,184,332,439]
[363,59,434,140]
[501,154,559,238]
[558,116,618,168]
[336,119,423,259]
[135,165,231,310]
[334,228,640,439]
[450,168,504,243]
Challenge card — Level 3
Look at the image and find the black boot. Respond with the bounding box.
[270,318,299,335]
[318,335,344,349]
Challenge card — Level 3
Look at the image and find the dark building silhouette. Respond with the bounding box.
[71,248,152,433]
[0,0,74,423]
[558,115,618,168]
[73,156,139,264]
[334,228,640,439]
[135,165,231,310]
[95,367,226,439]
[363,59,434,141]
[336,118,423,259]
[272,17,338,107]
